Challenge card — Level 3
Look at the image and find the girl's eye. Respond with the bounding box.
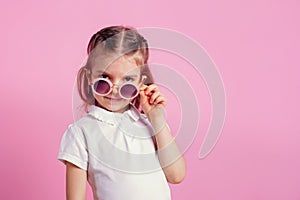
[100,74,109,79]
[124,77,133,82]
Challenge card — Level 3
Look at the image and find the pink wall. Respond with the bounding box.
[1,0,299,199]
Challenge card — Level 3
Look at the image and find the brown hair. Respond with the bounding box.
[77,25,154,112]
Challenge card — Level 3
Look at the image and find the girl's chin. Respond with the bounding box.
[104,97,124,103]
[104,105,128,113]
[98,98,129,113]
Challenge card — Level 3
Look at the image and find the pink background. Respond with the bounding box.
[1,0,300,199]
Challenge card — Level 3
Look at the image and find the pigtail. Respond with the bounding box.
[77,66,94,112]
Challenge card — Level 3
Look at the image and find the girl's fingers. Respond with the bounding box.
[139,84,148,92]
[150,91,167,106]
[139,83,168,107]
[139,89,149,105]
[153,95,167,106]
[144,84,158,95]
[150,91,161,104]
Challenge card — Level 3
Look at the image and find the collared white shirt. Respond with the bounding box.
[58,104,171,200]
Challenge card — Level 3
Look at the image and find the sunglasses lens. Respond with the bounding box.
[120,84,138,99]
[94,80,110,95]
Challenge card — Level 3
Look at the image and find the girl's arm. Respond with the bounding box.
[149,110,186,184]
[66,161,87,200]
[139,85,186,184]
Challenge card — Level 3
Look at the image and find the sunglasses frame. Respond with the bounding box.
[91,75,147,100]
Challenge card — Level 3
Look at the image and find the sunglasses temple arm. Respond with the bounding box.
[138,76,147,91]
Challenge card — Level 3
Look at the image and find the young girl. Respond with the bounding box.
[58,25,186,200]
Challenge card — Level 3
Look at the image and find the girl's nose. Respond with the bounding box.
[111,83,119,96]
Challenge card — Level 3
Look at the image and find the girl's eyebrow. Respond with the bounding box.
[96,70,110,75]
[124,74,139,78]
[96,69,108,74]
[96,70,138,78]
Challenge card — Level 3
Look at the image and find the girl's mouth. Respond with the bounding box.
[104,97,123,101]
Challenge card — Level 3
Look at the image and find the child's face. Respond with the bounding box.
[89,55,142,113]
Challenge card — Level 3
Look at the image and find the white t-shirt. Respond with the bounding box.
[57,104,171,200]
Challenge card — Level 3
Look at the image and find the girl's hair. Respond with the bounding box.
[77,25,154,112]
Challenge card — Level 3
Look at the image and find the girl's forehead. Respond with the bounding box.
[91,55,140,76]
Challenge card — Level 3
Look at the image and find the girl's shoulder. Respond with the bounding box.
[72,114,97,126]
[64,113,99,135]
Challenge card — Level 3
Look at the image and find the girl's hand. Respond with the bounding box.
[139,84,167,133]
[139,84,168,118]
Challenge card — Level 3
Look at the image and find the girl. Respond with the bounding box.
[58,25,186,200]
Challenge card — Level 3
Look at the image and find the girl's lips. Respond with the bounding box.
[105,97,122,101]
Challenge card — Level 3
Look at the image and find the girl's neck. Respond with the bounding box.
[95,101,130,113]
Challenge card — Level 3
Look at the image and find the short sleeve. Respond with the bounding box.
[57,124,88,170]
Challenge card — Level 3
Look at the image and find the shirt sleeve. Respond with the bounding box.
[57,124,88,170]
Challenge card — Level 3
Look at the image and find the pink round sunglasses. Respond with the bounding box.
[91,75,147,100]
